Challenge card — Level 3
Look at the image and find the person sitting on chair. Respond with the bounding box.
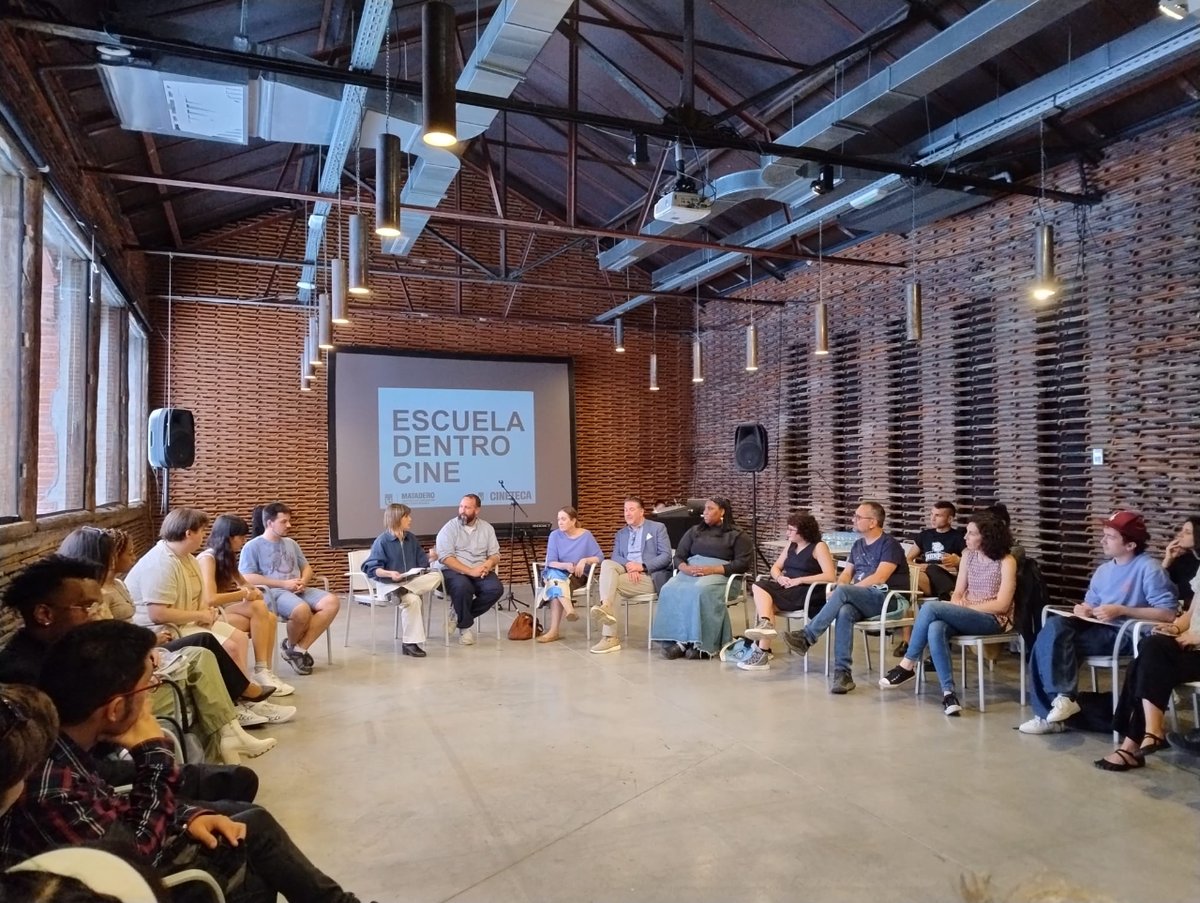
[590,496,672,655]
[239,502,341,676]
[652,496,752,661]
[1018,511,1177,735]
[536,506,603,644]
[0,620,379,903]
[1162,515,1200,604]
[782,501,910,694]
[362,503,443,658]
[739,512,836,672]
[879,511,1017,715]
[435,494,503,646]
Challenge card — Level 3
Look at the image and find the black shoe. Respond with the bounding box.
[878,665,915,689]
[891,641,908,658]
[684,646,712,660]
[942,692,963,716]
[402,643,427,658]
[829,669,855,694]
[782,631,811,655]
[661,642,686,660]
[240,685,277,703]
[1166,730,1200,757]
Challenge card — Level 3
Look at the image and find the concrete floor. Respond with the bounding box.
[250,592,1200,903]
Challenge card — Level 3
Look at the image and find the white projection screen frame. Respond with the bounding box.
[328,348,577,545]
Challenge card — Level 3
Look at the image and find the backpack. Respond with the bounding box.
[719,636,758,663]
[1015,556,1051,647]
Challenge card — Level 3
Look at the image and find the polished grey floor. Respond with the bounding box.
[251,594,1200,903]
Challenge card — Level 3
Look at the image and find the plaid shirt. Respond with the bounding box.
[0,733,208,866]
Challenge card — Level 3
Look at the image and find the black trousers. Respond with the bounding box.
[166,804,361,903]
[95,758,258,804]
[166,631,250,701]
[1111,634,1200,742]
[443,570,503,629]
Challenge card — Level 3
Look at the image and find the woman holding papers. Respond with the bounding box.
[362,503,442,657]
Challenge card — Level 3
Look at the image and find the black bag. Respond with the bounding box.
[1064,692,1114,734]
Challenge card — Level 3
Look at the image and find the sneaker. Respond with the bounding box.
[1046,694,1081,723]
[745,618,777,640]
[942,692,963,717]
[246,700,298,724]
[736,646,770,671]
[459,628,476,646]
[590,636,622,654]
[782,631,811,655]
[829,669,855,694]
[590,603,617,625]
[878,665,916,689]
[281,641,313,676]
[1018,716,1066,735]
[661,642,686,660]
[254,668,294,697]
[236,704,269,727]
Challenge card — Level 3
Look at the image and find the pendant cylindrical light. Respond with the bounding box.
[745,322,759,372]
[691,338,704,384]
[422,1,458,148]
[300,352,312,392]
[649,352,659,391]
[1031,224,1057,301]
[613,317,625,353]
[905,283,923,341]
[307,318,321,367]
[375,132,402,237]
[348,214,370,294]
[318,294,333,350]
[331,258,349,324]
[814,301,829,355]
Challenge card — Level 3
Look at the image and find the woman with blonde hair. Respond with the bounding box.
[362,503,442,657]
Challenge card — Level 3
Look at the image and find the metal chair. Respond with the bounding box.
[530,559,597,642]
[755,577,829,673]
[435,567,504,645]
[647,570,752,650]
[162,869,226,901]
[849,564,924,675]
[912,630,1027,712]
[343,548,444,654]
[259,575,334,669]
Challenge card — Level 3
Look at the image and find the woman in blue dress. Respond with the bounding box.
[653,496,753,659]
[537,506,604,643]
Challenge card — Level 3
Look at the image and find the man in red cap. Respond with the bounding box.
[1019,511,1177,734]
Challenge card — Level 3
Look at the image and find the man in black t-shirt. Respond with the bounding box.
[907,501,966,598]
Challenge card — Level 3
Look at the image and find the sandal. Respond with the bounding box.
[1140,732,1170,755]
[1093,748,1145,772]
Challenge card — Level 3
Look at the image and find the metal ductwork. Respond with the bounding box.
[597,0,1089,276]
[596,3,1200,321]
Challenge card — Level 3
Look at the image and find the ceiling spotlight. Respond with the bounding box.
[1158,1,1198,20]
[810,165,836,195]
[96,44,131,60]
[628,134,649,167]
[1030,224,1058,302]
[422,1,459,148]
[296,275,316,290]
[614,317,625,353]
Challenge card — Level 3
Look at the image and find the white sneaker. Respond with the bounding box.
[745,618,777,639]
[1018,716,1065,735]
[459,628,476,646]
[254,668,294,697]
[246,701,297,724]
[446,607,458,637]
[236,703,269,727]
[1046,694,1081,723]
[590,636,622,654]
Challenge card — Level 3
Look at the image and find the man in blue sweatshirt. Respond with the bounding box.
[1020,511,1177,734]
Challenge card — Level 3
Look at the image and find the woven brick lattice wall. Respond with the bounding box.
[693,119,1200,602]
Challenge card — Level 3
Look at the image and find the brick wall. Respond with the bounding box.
[693,118,1200,603]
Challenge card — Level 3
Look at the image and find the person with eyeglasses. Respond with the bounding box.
[782,501,910,693]
[0,620,379,903]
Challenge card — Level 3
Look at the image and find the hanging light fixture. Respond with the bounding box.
[649,303,659,391]
[331,258,349,324]
[628,133,649,167]
[691,283,704,383]
[1031,224,1058,301]
[613,317,625,352]
[300,352,312,392]
[318,294,334,350]
[745,257,759,372]
[307,317,322,367]
[422,1,458,148]
[376,132,402,237]
[814,220,829,355]
[348,125,370,295]
[905,188,923,341]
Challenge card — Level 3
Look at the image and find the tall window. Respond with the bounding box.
[0,165,20,522]
[37,203,90,515]
[127,318,148,505]
[96,278,126,506]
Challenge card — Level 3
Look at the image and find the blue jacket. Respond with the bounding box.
[612,519,673,593]
[363,531,430,580]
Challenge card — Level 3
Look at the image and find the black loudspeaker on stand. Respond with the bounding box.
[148,408,196,469]
[733,423,768,571]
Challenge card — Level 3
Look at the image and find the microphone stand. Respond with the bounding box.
[498,480,529,611]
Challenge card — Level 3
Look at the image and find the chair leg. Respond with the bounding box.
[368,593,376,656]
[343,593,353,648]
[1019,637,1027,706]
[976,644,986,713]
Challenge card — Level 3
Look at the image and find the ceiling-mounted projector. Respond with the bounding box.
[654,189,713,224]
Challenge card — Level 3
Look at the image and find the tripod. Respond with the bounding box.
[498,480,531,611]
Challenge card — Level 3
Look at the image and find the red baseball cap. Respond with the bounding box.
[1103,511,1148,544]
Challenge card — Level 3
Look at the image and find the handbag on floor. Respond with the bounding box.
[507,611,544,641]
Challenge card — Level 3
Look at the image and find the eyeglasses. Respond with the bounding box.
[58,600,104,616]
[0,695,30,743]
[109,674,164,702]
[852,514,876,522]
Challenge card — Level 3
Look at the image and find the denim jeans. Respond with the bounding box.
[803,583,888,673]
[904,600,1002,695]
[1028,614,1133,718]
